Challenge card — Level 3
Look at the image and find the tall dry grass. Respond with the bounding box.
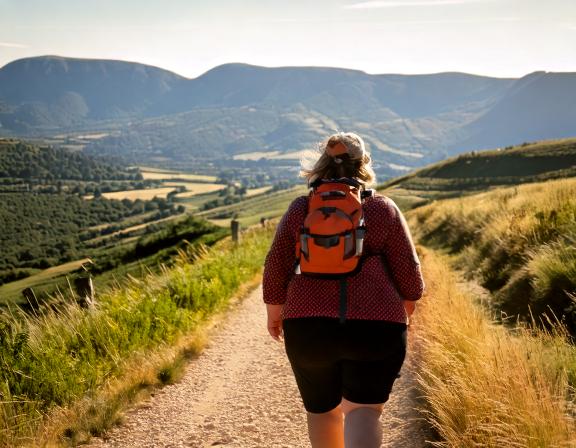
[407,177,576,332]
[416,248,576,447]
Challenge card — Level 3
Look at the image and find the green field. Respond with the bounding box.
[0,139,240,305]
[0,258,92,304]
[195,185,308,227]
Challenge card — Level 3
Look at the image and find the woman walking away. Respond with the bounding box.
[263,132,424,448]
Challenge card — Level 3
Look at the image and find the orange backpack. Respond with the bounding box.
[296,178,373,278]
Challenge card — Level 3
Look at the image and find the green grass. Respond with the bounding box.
[0,226,275,446]
[173,190,225,211]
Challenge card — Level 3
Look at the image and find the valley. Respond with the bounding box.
[1,57,575,180]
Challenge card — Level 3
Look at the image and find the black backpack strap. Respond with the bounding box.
[310,177,362,189]
[361,189,374,200]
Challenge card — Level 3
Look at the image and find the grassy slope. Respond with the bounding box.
[0,259,92,304]
[379,137,576,330]
[380,137,576,209]
[403,177,576,333]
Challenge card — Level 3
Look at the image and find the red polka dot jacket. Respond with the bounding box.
[263,193,424,323]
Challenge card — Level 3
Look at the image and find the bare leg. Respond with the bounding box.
[342,399,384,448]
[306,404,344,448]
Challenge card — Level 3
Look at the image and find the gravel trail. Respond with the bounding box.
[89,286,434,447]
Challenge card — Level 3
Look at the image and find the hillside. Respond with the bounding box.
[0,140,234,303]
[381,138,576,209]
[462,72,576,148]
[0,57,510,122]
[1,56,575,176]
[0,56,185,129]
[378,137,576,331]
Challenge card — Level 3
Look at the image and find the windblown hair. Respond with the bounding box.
[300,132,376,186]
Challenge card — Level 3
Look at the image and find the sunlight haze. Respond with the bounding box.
[1,0,575,78]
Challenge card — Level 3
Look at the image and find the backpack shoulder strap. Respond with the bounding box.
[311,177,362,189]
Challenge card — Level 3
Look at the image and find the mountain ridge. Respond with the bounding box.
[0,56,575,175]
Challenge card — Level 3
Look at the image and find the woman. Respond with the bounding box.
[263,132,424,448]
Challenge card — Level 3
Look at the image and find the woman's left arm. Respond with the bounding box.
[383,201,425,302]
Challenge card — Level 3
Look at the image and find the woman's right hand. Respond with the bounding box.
[266,304,284,341]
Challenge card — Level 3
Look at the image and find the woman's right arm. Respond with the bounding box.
[262,197,306,306]
[262,197,306,340]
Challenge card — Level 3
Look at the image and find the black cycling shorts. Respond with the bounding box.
[283,317,407,414]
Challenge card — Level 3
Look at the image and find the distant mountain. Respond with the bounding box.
[0,56,185,129]
[461,72,576,149]
[0,56,575,174]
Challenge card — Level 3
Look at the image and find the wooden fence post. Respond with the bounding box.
[74,276,95,308]
[231,219,240,243]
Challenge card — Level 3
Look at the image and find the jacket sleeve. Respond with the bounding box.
[383,200,425,301]
[263,197,306,305]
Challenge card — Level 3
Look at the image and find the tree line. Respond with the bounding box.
[0,140,140,181]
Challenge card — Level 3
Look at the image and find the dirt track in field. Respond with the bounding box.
[88,286,434,447]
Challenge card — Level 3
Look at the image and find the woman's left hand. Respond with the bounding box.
[403,300,416,326]
[403,300,416,317]
[266,304,284,341]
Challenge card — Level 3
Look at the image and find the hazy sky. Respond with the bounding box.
[1,0,575,78]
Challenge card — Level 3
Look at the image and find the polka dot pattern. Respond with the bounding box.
[263,194,425,323]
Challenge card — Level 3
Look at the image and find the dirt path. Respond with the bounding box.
[89,286,434,447]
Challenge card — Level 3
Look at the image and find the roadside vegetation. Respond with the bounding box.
[406,177,576,334]
[380,140,576,445]
[0,225,274,446]
[416,249,576,447]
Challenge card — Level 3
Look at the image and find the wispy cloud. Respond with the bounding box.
[0,41,29,48]
[345,0,488,9]
[378,16,522,24]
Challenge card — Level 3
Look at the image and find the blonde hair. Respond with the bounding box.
[300,132,376,186]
